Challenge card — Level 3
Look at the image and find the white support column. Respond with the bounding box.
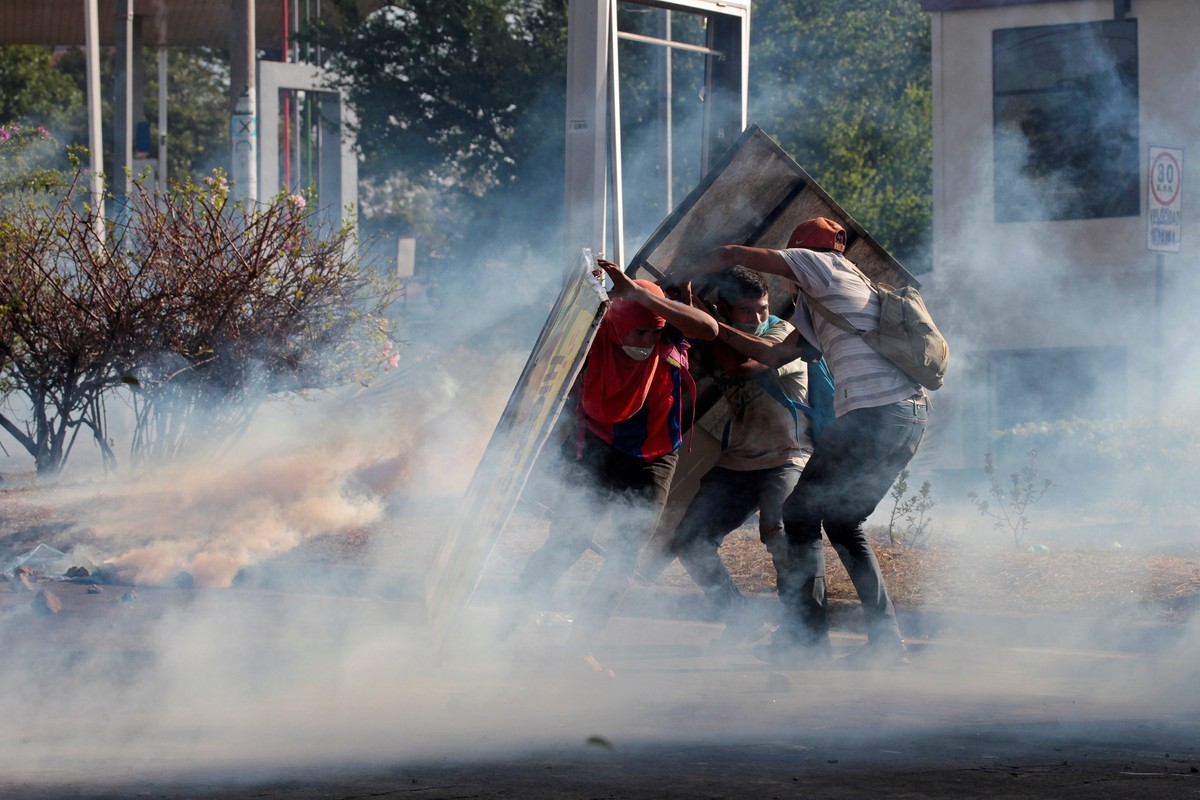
[607,0,625,267]
[158,47,168,192]
[83,0,105,238]
[230,0,258,203]
[114,0,134,198]
[563,0,610,273]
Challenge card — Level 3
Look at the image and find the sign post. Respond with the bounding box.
[1148,146,1183,253]
[1147,145,1184,527]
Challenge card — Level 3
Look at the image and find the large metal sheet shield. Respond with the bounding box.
[425,251,609,642]
[627,124,918,290]
[626,125,916,567]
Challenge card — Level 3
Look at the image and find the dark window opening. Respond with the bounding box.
[993,20,1139,223]
[982,346,1125,433]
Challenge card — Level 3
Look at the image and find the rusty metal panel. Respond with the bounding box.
[628,124,918,290]
[425,251,609,642]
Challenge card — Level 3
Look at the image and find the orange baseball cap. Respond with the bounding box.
[787,217,847,252]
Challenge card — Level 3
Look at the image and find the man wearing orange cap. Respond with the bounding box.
[692,218,928,670]
[502,259,718,676]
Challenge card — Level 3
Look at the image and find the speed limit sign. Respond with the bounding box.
[1148,146,1183,252]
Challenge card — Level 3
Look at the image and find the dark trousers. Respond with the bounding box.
[669,464,802,619]
[515,432,677,645]
[776,397,927,647]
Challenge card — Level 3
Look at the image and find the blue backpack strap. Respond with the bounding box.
[664,337,697,451]
[755,370,803,440]
[756,355,835,442]
[750,315,803,439]
[797,357,836,440]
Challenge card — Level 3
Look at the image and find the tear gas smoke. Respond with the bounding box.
[4,6,1200,793]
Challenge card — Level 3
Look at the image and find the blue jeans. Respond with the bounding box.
[776,396,927,647]
[668,463,803,619]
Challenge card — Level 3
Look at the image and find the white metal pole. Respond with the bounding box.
[563,0,610,275]
[230,0,258,203]
[83,0,106,239]
[665,10,673,212]
[158,47,168,192]
[116,0,134,198]
[608,0,624,268]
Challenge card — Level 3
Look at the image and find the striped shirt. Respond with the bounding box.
[780,248,921,416]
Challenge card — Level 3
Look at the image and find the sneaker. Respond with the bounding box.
[839,639,910,671]
[711,618,774,649]
[752,637,832,668]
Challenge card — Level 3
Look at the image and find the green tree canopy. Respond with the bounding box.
[749,0,932,269]
[317,0,568,268]
[323,0,567,194]
[0,45,82,133]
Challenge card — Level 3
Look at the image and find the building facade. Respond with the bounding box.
[920,0,1199,469]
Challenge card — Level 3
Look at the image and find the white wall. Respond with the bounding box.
[924,0,1200,469]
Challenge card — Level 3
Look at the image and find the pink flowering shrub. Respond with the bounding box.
[0,123,64,195]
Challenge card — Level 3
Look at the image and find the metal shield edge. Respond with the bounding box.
[424,249,609,645]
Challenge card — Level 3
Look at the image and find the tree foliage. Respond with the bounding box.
[750,0,932,269]
[142,48,231,184]
[2,44,230,187]
[0,123,69,195]
[315,0,931,271]
[322,0,567,194]
[316,0,568,264]
[0,46,81,134]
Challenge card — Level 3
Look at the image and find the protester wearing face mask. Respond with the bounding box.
[641,266,814,646]
[500,259,717,677]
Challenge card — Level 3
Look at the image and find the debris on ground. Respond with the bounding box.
[3,543,69,577]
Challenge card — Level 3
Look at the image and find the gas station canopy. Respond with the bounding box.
[0,0,370,50]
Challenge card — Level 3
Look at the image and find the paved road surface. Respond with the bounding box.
[1,579,1198,798]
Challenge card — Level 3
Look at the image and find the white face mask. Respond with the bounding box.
[621,345,655,361]
[733,320,770,336]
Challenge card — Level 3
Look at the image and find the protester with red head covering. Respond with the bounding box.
[502,260,717,676]
[579,280,667,429]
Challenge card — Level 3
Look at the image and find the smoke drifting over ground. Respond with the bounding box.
[2,243,1198,794]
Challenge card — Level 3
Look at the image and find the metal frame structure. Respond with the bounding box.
[564,0,750,271]
[258,61,359,228]
[3,0,356,220]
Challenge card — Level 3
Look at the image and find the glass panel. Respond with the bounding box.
[993,20,1139,223]
[616,3,712,247]
[987,346,1125,431]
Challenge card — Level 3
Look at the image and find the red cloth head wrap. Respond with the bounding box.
[580,280,667,424]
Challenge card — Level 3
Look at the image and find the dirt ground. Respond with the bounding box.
[5,476,1200,623]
